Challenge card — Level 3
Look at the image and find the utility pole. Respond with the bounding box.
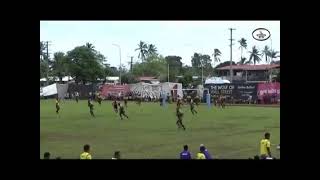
[45,41,51,86]
[269,34,273,82]
[229,28,236,83]
[119,48,122,85]
[167,62,169,82]
[201,62,204,86]
[130,56,133,72]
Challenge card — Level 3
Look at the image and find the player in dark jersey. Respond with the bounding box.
[75,91,79,103]
[176,106,186,130]
[190,100,197,115]
[220,95,225,109]
[112,100,118,113]
[136,96,142,106]
[194,96,200,106]
[177,99,183,108]
[119,104,129,120]
[213,95,217,107]
[186,95,191,104]
[88,99,95,117]
[124,96,128,108]
[87,98,91,107]
[97,93,102,106]
[55,97,60,114]
[216,95,221,108]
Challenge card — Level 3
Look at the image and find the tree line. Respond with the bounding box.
[40,39,280,86]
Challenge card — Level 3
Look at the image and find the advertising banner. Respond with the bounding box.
[257,82,280,103]
[204,83,257,101]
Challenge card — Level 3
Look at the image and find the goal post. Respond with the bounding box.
[160,87,211,107]
[171,88,210,106]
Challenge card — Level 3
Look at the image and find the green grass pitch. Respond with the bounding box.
[40,100,280,159]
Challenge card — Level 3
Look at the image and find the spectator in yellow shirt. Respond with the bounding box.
[260,132,271,159]
[196,146,206,159]
[80,144,92,160]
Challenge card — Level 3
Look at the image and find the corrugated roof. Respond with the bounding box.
[216,64,280,71]
[138,76,158,81]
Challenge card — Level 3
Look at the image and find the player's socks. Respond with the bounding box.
[176,122,181,129]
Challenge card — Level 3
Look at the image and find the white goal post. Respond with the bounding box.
[171,88,210,102]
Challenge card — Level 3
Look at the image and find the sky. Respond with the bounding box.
[40,21,280,69]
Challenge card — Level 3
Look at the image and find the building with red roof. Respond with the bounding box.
[216,64,280,83]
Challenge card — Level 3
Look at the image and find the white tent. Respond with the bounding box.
[61,76,73,81]
[40,76,73,82]
[40,83,69,98]
[40,83,57,96]
[106,76,119,81]
[205,77,230,84]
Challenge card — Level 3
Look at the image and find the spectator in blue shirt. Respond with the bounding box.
[180,145,192,159]
[200,144,213,159]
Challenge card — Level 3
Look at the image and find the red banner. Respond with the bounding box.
[257,82,280,103]
[100,85,130,97]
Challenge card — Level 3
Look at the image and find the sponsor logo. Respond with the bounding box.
[252,28,271,41]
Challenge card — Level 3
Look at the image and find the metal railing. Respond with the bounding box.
[222,75,268,82]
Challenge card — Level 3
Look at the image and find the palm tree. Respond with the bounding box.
[147,44,157,57]
[248,46,262,65]
[238,38,247,60]
[86,43,95,51]
[262,45,271,63]
[213,49,222,66]
[85,43,95,50]
[238,57,247,65]
[244,59,252,64]
[135,41,148,62]
[268,50,280,63]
